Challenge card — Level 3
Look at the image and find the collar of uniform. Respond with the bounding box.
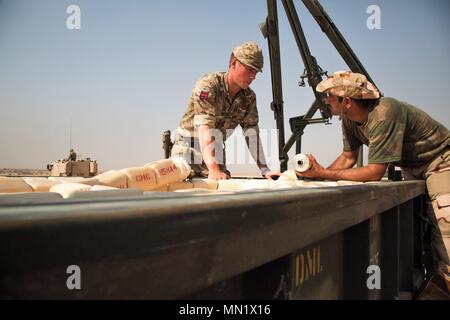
[223,71,244,104]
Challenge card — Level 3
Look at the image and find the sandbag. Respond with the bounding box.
[49,182,92,198]
[96,170,128,189]
[154,185,169,192]
[191,178,218,190]
[170,157,191,180]
[66,177,100,186]
[24,177,61,192]
[168,181,193,191]
[174,188,214,193]
[145,159,185,186]
[278,170,298,182]
[242,180,271,190]
[48,176,99,186]
[0,177,33,193]
[120,167,157,191]
[90,185,119,191]
[217,179,246,192]
[270,180,296,189]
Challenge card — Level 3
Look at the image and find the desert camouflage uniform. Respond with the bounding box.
[171,71,260,177]
[318,70,450,293]
[342,97,450,280]
[317,70,380,99]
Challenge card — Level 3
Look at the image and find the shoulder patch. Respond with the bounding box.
[199,91,209,101]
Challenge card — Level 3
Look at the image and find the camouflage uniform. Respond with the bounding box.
[172,42,263,177]
[318,71,450,288]
[171,71,260,177]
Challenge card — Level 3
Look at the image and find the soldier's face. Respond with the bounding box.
[233,60,258,89]
[323,94,343,115]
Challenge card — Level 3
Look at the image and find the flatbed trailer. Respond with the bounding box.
[0,180,426,299]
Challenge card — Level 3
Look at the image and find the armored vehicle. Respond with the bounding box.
[47,158,98,177]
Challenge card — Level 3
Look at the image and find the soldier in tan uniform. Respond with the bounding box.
[172,42,280,180]
[295,71,450,297]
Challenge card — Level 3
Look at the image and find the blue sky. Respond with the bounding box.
[0,0,449,174]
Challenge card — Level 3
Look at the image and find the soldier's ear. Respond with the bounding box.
[344,97,353,108]
[230,57,238,69]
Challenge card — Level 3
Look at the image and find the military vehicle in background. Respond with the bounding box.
[47,154,98,177]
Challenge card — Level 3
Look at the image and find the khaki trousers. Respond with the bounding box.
[171,135,229,178]
[402,147,450,274]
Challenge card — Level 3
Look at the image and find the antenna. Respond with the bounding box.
[69,118,72,150]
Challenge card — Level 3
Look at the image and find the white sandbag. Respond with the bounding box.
[145,159,187,186]
[49,182,92,198]
[66,177,100,186]
[217,179,246,192]
[168,181,194,191]
[191,178,218,190]
[174,188,214,193]
[295,180,322,188]
[270,180,297,189]
[96,170,128,189]
[0,177,33,193]
[24,177,61,192]
[90,185,119,191]
[295,180,338,188]
[48,177,85,183]
[120,167,157,191]
[242,179,271,190]
[47,176,99,186]
[278,170,298,182]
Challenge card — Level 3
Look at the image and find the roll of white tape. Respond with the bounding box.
[293,154,311,172]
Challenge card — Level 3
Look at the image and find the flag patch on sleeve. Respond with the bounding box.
[199,91,209,100]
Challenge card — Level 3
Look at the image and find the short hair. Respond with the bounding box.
[352,98,380,109]
[229,53,236,68]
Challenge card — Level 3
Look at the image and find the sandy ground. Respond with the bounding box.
[0,168,50,177]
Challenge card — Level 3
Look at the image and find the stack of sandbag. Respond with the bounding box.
[0,177,34,193]
[95,170,128,189]
[116,158,191,191]
[49,182,92,198]
[23,177,61,192]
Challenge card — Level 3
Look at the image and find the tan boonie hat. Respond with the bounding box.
[232,41,264,72]
[316,71,380,99]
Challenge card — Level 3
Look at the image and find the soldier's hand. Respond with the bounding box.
[263,171,282,180]
[208,169,230,180]
[295,154,325,179]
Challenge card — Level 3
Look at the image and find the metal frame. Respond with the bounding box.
[263,0,380,171]
[0,181,424,299]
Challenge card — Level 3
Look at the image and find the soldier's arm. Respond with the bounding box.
[327,150,359,170]
[197,124,229,180]
[318,164,387,181]
[298,154,387,182]
[244,131,281,179]
[244,132,267,170]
